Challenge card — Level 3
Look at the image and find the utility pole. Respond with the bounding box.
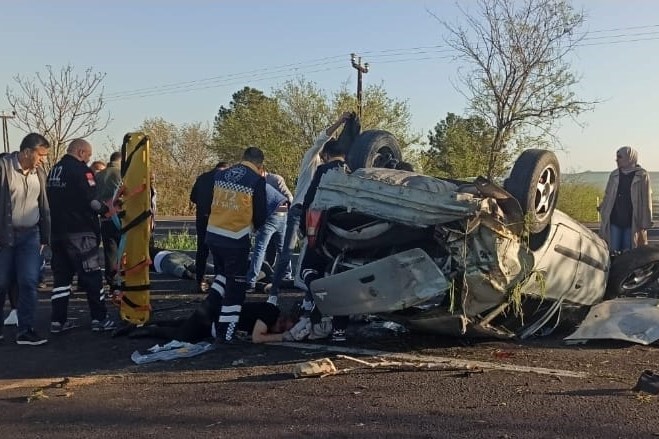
[1,110,16,153]
[350,53,369,118]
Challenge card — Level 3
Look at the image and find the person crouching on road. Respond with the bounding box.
[598,146,652,253]
[46,139,117,334]
[206,147,267,344]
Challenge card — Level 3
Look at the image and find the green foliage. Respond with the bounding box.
[155,230,197,250]
[139,118,215,215]
[424,112,503,178]
[210,78,417,189]
[557,182,603,223]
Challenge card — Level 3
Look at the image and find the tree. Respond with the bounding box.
[211,87,296,182]
[439,0,595,178]
[425,113,498,178]
[140,118,215,215]
[6,64,110,167]
[332,83,420,149]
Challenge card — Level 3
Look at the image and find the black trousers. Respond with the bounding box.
[51,233,107,324]
[195,217,211,286]
[100,219,121,288]
[208,245,249,342]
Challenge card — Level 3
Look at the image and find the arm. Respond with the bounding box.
[251,319,284,343]
[325,111,352,137]
[252,177,267,230]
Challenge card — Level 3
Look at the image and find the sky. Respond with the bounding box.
[1,0,659,172]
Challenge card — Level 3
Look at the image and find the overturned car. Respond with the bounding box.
[302,139,659,339]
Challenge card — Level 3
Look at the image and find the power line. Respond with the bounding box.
[101,23,659,102]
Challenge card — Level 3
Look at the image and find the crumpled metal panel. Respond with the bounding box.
[310,248,449,316]
[310,168,479,227]
[564,298,659,345]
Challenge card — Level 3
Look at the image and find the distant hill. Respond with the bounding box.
[563,171,659,195]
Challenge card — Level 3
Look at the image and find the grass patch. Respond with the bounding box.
[557,182,603,223]
[155,230,197,250]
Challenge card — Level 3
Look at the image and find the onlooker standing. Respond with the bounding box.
[246,172,293,294]
[266,112,352,305]
[299,139,351,342]
[206,147,266,344]
[190,161,229,292]
[46,139,116,333]
[599,146,653,253]
[90,161,106,173]
[0,133,51,345]
[95,151,122,292]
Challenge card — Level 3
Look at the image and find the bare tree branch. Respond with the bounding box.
[6,64,110,168]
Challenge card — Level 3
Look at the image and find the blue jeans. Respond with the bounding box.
[0,227,41,332]
[246,212,290,286]
[269,204,303,297]
[610,224,632,252]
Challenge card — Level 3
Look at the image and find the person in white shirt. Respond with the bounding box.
[264,112,352,306]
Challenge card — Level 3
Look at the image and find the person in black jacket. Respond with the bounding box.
[300,139,350,342]
[46,139,116,334]
[190,161,228,292]
[205,147,267,343]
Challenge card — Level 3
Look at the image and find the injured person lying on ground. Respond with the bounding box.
[123,293,318,344]
[149,245,215,280]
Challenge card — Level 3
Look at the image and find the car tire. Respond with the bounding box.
[504,149,560,234]
[605,246,659,299]
[347,130,402,170]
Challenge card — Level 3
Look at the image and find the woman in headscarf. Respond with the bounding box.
[598,146,653,253]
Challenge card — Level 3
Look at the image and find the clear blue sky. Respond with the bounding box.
[1,0,658,171]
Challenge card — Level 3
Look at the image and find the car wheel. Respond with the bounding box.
[504,149,560,234]
[605,246,659,299]
[347,130,402,170]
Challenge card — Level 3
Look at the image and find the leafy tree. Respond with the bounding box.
[439,0,595,178]
[331,83,420,149]
[6,64,110,168]
[425,113,498,178]
[140,118,215,215]
[211,86,296,182]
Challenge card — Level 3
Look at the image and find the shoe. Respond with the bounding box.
[632,370,659,395]
[4,309,18,326]
[331,328,347,342]
[38,281,48,290]
[266,295,278,306]
[245,286,256,294]
[91,318,117,332]
[16,328,48,346]
[50,320,78,334]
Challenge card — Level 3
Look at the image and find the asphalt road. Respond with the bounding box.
[0,218,657,438]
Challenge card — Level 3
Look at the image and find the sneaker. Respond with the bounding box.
[331,328,347,342]
[266,295,278,306]
[16,328,48,346]
[50,320,78,334]
[4,309,18,326]
[91,318,117,332]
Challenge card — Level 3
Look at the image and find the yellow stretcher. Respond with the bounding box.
[117,132,152,324]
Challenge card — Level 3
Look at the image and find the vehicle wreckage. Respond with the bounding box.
[298,130,659,341]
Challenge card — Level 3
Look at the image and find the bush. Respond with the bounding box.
[557,182,603,223]
[155,230,197,250]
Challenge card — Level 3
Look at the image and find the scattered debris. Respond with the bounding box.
[293,358,337,378]
[26,378,72,403]
[564,298,659,345]
[131,340,214,364]
[632,370,659,395]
